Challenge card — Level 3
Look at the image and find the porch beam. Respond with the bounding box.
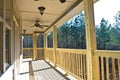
[84,0,99,80]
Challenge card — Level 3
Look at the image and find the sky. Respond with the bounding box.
[94,0,120,25]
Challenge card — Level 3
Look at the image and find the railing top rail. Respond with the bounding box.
[56,48,87,54]
[56,48,87,51]
[23,48,44,49]
[37,48,44,50]
[94,50,120,58]
[23,48,33,50]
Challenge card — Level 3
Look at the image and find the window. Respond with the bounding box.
[47,32,53,48]
[23,35,33,48]
[5,28,11,69]
[57,11,86,49]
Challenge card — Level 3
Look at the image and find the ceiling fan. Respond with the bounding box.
[32,20,48,29]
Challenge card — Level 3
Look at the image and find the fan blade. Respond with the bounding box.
[31,25,34,28]
[38,24,43,29]
[40,25,48,27]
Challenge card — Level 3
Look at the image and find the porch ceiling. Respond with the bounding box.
[15,0,84,34]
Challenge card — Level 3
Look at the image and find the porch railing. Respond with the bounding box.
[45,48,54,63]
[23,48,44,59]
[45,48,87,80]
[45,48,120,80]
[37,48,44,59]
[23,48,33,58]
[94,50,120,80]
[23,48,120,80]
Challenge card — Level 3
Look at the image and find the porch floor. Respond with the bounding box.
[20,59,71,80]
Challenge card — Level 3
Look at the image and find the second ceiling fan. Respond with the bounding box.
[32,20,48,29]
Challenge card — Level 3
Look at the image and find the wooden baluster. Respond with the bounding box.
[76,53,78,76]
[75,53,77,75]
[106,57,109,80]
[73,53,75,74]
[118,59,120,80]
[83,54,86,80]
[72,53,74,73]
[64,52,65,68]
[68,53,70,71]
[85,55,87,80]
[79,54,81,78]
[78,54,81,77]
[112,58,116,80]
[64,52,68,69]
[101,57,104,80]
[69,53,71,73]
[81,54,83,79]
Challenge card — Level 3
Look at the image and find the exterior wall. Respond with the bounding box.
[0,0,22,80]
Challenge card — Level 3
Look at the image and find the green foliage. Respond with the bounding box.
[23,35,33,48]
[57,11,86,49]
[96,11,120,50]
[47,32,53,48]
[37,34,44,48]
[96,18,111,50]
[58,11,120,50]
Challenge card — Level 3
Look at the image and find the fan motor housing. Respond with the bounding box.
[35,22,40,27]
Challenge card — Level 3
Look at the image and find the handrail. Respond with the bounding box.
[23,48,33,50]
[94,50,120,58]
[23,48,44,49]
[56,48,87,54]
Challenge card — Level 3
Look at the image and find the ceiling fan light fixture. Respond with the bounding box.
[59,0,66,3]
[34,0,39,1]
[23,30,26,33]
[38,6,46,15]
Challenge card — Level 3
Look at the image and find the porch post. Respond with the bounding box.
[53,26,57,66]
[84,0,99,80]
[33,33,37,60]
[44,33,47,59]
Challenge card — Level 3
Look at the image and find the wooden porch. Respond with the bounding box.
[0,0,120,80]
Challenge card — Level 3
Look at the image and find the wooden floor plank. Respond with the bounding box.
[20,59,31,80]
[20,59,70,80]
[32,60,69,80]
